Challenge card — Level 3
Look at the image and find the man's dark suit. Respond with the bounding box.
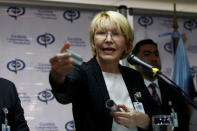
[0,78,29,131]
[145,78,190,131]
[50,57,158,131]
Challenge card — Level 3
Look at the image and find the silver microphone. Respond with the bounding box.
[57,49,83,66]
[2,108,8,114]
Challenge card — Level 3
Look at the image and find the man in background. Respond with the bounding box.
[0,77,29,131]
[132,39,190,131]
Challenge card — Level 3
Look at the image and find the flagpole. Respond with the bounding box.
[173,3,179,54]
[172,3,196,113]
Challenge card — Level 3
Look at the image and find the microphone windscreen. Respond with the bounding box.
[127,54,142,65]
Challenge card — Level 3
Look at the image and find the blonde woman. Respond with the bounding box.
[49,11,153,131]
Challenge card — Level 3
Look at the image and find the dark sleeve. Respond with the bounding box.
[6,80,29,131]
[49,66,85,104]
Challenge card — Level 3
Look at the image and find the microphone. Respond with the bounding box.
[57,49,83,66]
[105,99,123,112]
[127,54,160,76]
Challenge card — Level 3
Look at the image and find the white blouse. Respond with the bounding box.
[102,72,137,131]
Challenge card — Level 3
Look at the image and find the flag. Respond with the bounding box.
[172,36,196,99]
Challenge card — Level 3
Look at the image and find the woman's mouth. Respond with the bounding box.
[102,48,116,51]
[102,48,116,54]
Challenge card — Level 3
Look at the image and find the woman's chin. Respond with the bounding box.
[99,55,119,62]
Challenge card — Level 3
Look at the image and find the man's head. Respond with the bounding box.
[132,39,161,80]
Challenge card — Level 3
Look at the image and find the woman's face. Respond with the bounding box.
[94,20,127,64]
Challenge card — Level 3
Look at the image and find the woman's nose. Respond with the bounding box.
[105,32,113,42]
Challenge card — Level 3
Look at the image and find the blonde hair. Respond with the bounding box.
[89,11,134,59]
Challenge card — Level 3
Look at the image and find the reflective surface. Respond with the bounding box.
[152,115,174,131]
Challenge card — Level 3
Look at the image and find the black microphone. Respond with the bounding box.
[127,54,160,76]
[105,99,123,112]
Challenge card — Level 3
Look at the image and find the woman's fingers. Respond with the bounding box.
[117,104,130,112]
[60,42,70,53]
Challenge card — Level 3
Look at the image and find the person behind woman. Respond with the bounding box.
[132,39,190,131]
[0,78,29,131]
[49,11,154,131]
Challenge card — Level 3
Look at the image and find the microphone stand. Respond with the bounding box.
[156,71,197,109]
[127,54,197,109]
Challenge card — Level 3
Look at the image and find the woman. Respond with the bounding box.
[49,11,152,131]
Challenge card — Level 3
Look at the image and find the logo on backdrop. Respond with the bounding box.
[7,59,25,73]
[36,123,58,131]
[7,6,25,20]
[160,19,173,28]
[138,16,153,28]
[159,32,174,54]
[67,37,86,47]
[164,42,173,53]
[65,120,75,131]
[184,19,197,32]
[7,34,31,45]
[37,89,55,103]
[63,10,80,22]
[18,92,31,103]
[34,9,57,20]
[35,63,51,72]
[37,33,55,47]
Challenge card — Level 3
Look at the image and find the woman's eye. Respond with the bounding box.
[112,32,119,36]
[96,32,106,35]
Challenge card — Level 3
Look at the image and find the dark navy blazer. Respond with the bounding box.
[50,57,159,131]
[156,78,190,131]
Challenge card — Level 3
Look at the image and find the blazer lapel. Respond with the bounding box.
[88,57,110,103]
[119,66,137,103]
[158,79,171,111]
